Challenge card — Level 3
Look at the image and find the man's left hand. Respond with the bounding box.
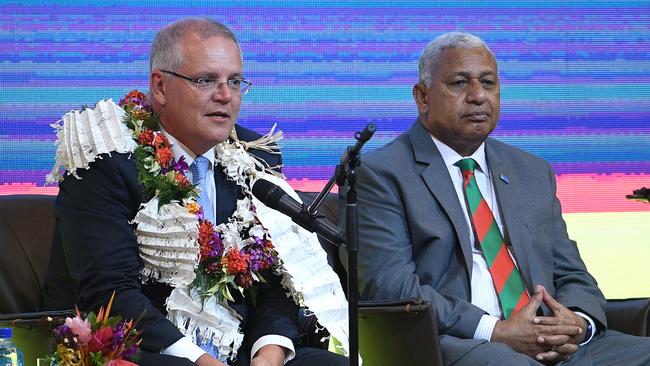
[532,287,587,363]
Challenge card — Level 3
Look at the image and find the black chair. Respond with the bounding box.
[0,194,74,325]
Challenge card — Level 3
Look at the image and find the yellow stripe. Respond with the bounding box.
[564,211,650,299]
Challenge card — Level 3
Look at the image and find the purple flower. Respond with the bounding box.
[53,324,73,339]
[212,234,224,256]
[123,344,138,360]
[173,156,189,174]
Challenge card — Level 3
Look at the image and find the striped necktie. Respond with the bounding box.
[456,158,529,319]
[190,156,215,223]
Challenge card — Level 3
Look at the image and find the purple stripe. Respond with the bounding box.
[0,169,52,185]
[552,161,650,175]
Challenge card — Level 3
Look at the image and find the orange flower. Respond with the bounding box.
[155,147,173,167]
[221,249,249,275]
[138,129,154,146]
[198,220,215,246]
[174,171,191,188]
[152,133,168,149]
[131,108,150,121]
[185,201,201,214]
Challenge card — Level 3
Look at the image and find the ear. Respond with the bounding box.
[412,82,429,115]
[149,70,167,106]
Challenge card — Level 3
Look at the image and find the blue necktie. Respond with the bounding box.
[190,156,215,223]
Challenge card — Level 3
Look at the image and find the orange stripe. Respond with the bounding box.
[513,291,530,313]
[473,199,494,242]
[490,245,514,292]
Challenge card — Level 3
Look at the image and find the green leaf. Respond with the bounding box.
[105,315,123,327]
[86,312,98,328]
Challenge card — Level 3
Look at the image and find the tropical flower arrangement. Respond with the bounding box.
[50,293,141,366]
[118,90,279,302]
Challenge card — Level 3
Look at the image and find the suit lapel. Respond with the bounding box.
[485,140,533,293]
[408,120,473,275]
[214,164,241,225]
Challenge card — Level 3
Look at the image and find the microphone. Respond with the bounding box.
[252,179,346,247]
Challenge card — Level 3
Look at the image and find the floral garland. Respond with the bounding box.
[118,90,279,303]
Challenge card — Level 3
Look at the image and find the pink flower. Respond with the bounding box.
[88,325,114,353]
[105,360,138,366]
[64,316,91,344]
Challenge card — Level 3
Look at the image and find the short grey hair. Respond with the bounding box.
[418,32,495,86]
[149,18,241,71]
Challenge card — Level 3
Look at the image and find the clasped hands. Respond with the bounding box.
[491,285,587,364]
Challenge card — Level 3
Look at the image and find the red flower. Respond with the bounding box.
[235,272,254,288]
[198,221,215,245]
[124,90,147,102]
[138,129,154,146]
[206,261,222,274]
[155,147,173,167]
[119,90,148,108]
[198,221,216,261]
[221,249,249,275]
[88,325,114,353]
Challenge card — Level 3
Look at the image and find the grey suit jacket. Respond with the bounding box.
[352,119,606,363]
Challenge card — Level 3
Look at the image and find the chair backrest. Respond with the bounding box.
[0,194,56,314]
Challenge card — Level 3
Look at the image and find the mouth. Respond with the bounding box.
[205,111,231,121]
[463,111,490,122]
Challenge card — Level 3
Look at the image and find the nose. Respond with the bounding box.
[211,82,233,103]
[465,79,487,105]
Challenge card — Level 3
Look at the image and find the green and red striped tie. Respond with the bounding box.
[457,158,529,319]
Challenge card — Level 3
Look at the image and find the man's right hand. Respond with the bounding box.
[490,285,577,360]
[196,353,228,366]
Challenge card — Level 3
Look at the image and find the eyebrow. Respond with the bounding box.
[199,71,244,79]
[451,71,497,78]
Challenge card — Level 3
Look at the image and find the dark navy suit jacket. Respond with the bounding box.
[43,125,299,366]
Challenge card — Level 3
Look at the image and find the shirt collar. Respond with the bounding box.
[430,134,488,174]
[161,127,216,168]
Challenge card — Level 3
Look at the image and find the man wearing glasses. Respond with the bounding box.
[43,18,346,366]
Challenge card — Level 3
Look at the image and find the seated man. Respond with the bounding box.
[351,32,650,365]
[43,17,347,366]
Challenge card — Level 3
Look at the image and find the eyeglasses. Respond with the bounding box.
[160,70,252,95]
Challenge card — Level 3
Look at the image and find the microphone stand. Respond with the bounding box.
[306,124,376,366]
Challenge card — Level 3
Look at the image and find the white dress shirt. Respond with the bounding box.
[430,136,595,344]
[160,130,295,363]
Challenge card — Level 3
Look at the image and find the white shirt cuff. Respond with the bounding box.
[474,314,500,341]
[574,311,597,345]
[250,335,295,364]
[160,336,207,363]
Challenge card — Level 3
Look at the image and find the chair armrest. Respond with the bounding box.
[606,298,650,336]
[0,310,75,328]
